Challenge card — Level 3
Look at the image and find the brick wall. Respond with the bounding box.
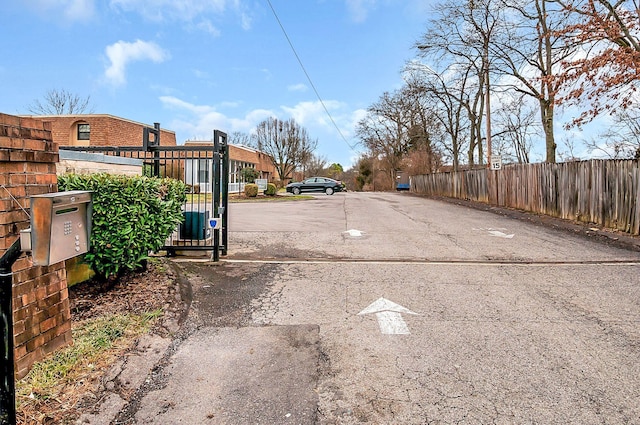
[0,113,72,379]
[23,114,176,148]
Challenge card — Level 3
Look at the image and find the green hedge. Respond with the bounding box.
[58,173,187,279]
[244,183,258,197]
[264,183,277,196]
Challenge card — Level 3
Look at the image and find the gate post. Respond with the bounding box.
[212,130,229,261]
[0,239,21,425]
[220,132,229,256]
[143,123,161,177]
[213,131,221,262]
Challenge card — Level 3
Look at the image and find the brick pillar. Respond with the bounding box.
[0,113,72,379]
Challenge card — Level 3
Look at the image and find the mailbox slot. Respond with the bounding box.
[29,191,92,266]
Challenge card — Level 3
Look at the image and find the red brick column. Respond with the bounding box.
[0,113,72,379]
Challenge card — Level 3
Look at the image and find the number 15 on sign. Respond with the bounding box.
[490,155,502,170]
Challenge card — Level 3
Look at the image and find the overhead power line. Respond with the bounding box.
[265,0,359,153]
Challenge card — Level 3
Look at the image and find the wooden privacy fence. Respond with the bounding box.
[411,160,640,235]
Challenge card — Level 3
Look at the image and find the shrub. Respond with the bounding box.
[240,167,260,184]
[244,183,258,197]
[58,173,187,279]
[264,183,277,196]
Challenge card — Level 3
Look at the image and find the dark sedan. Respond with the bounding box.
[286,177,345,195]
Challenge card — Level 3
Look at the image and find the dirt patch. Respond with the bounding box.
[69,258,189,327]
[176,261,275,327]
[16,257,189,424]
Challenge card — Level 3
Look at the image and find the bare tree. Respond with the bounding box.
[303,154,328,178]
[28,89,94,115]
[228,131,254,147]
[253,117,317,182]
[416,0,503,167]
[356,90,416,182]
[405,62,469,171]
[402,73,444,173]
[493,94,540,163]
[558,136,583,162]
[585,105,640,159]
[489,0,576,163]
[464,0,503,166]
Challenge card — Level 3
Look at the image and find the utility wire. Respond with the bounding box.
[265,0,359,153]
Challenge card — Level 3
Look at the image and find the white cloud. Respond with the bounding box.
[159,96,361,161]
[261,68,273,80]
[193,19,221,36]
[239,12,252,31]
[287,83,308,92]
[109,0,253,31]
[160,96,212,114]
[349,108,367,130]
[25,0,95,22]
[281,100,361,152]
[110,0,225,21]
[281,100,344,128]
[160,96,274,140]
[64,0,94,20]
[192,69,209,79]
[345,0,377,23]
[104,40,170,86]
[344,0,433,24]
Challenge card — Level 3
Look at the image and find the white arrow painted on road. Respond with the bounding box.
[358,298,418,335]
[474,228,515,239]
[343,229,364,237]
[487,230,515,239]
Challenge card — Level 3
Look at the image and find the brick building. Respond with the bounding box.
[29,115,278,191]
[184,141,278,192]
[22,114,176,148]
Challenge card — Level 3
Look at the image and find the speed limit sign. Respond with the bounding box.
[490,155,502,170]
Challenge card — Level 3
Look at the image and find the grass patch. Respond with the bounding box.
[147,256,167,272]
[16,310,162,422]
[187,190,314,203]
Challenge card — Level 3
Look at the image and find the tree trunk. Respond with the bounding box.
[540,99,556,163]
[453,142,460,172]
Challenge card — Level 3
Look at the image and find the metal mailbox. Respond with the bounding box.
[27,191,92,266]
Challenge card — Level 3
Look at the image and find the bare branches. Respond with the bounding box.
[356,86,441,177]
[585,104,640,158]
[358,0,640,169]
[253,117,316,181]
[28,89,94,115]
[493,94,540,163]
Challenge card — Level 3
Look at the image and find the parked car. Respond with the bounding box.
[286,177,345,195]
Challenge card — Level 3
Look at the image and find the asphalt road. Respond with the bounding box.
[136,192,640,424]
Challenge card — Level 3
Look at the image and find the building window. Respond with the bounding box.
[77,123,90,140]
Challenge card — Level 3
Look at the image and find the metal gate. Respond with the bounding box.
[59,126,229,261]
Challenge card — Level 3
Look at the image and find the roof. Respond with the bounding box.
[21,113,175,135]
[184,141,266,156]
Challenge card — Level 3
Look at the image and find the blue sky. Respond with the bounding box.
[0,0,432,169]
